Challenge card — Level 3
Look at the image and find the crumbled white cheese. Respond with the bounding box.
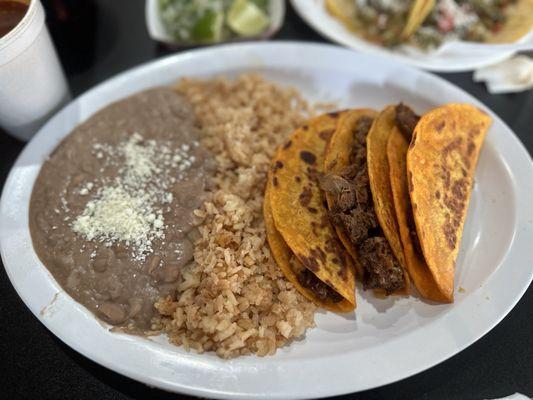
[72,185,164,255]
[123,133,158,179]
[71,133,196,260]
[438,0,478,29]
[79,181,94,196]
[164,193,173,203]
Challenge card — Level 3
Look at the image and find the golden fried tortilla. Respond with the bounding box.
[325,0,359,32]
[407,104,491,301]
[323,109,378,278]
[269,113,356,310]
[367,106,409,295]
[402,0,436,39]
[487,0,533,43]
[264,184,354,312]
[387,126,450,302]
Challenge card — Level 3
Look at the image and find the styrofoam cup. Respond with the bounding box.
[0,0,70,141]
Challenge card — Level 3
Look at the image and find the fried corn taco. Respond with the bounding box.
[406,104,491,301]
[326,0,533,49]
[266,113,356,312]
[321,108,409,295]
[411,0,533,48]
[325,0,431,47]
[386,104,451,302]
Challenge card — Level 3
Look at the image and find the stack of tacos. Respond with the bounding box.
[264,102,491,310]
[325,0,533,49]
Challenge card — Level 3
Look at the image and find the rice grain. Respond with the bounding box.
[155,75,317,358]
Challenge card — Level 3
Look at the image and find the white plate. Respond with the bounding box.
[1,42,533,399]
[291,0,515,72]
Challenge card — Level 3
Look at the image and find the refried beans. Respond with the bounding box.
[29,88,214,332]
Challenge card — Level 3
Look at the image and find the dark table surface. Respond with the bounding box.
[1,1,532,399]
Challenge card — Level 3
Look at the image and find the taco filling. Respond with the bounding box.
[414,0,518,48]
[321,116,405,293]
[352,0,416,46]
[394,104,424,252]
[294,257,344,303]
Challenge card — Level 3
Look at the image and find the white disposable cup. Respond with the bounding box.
[0,0,70,141]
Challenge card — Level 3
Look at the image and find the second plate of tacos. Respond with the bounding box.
[324,0,533,49]
[291,0,533,71]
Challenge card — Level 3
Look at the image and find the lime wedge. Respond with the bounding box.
[191,10,224,42]
[227,0,270,37]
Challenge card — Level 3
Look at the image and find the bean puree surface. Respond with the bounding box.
[29,88,213,332]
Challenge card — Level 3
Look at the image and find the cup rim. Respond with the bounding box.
[0,0,38,48]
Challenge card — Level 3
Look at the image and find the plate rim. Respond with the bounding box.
[290,0,515,72]
[1,41,533,399]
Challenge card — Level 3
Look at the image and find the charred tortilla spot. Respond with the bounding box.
[442,178,468,246]
[305,166,321,182]
[300,151,317,165]
[313,247,327,264]
[328,111,340,118]
[325,237,337,255]
[301,125,309,131]
[299,186,313,207]
[320,214,329,228]
[408,171,414,193]
[443,223,457,250]
[461,167,467,178]
[338,260,348,279]
[319,129,334,141]
[440,166,451,189]
[436,121,446,132]
[295,176,301,183]
[272,176,278,187]
[443,137,463,158]
[467,141,475,157]
[299,253,319,272]
[308,207,318,214]
[468,127,479,138]
[451,179,467,203]
[435,190,441,199]
[283,140,292,149]
[275,160,284,169]
[444,195,460,220]
[332,257,340,264]
[310,221,319,236]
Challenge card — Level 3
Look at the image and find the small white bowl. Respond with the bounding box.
[145,0,286,46]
